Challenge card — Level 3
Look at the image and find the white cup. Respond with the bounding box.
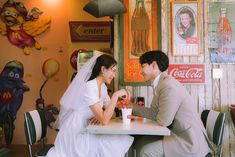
[121,108,132,124]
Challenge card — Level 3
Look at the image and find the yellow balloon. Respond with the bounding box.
[42,59,60,78]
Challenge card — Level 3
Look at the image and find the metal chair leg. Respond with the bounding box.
[28,144,33,157]
[218,125,225,157]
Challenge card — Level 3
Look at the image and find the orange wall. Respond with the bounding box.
[0,0,110,144]
[67,0,111,80]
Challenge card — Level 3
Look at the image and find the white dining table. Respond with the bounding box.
[87,117,171,136]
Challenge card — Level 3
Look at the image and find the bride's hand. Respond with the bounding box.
[115,89,130,100]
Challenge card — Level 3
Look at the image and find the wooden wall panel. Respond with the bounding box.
[115,0,235,156]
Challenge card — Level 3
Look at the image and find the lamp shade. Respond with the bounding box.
[83,0,126,18]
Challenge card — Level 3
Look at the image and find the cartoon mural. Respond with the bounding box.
[0,0,51,55]
[0,60,29,144]
[36,59,60,129]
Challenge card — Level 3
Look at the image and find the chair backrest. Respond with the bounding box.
[201,109,225,157]
[24,109,47,145]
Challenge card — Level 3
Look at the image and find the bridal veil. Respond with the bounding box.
[57,51,102,128]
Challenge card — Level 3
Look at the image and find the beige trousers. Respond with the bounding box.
[134,135,164,157]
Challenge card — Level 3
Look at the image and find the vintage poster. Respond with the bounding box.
[208,2,235,63]
[172,2,199,56]
[119,0,161,85]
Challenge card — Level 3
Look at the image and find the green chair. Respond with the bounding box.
[201,110,226,157]
[24,109,53,157]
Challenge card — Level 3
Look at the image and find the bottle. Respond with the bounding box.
[131,0,150,56]
[136,97,145,106]
[217,7,232,54]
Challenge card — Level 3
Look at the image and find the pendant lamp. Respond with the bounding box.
[83,0,126,18]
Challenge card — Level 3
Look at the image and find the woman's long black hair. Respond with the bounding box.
[88,54,117,81]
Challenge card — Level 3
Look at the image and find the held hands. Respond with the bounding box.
[115,89,130,99]
[115,89,132,109]
[89,117,100,125]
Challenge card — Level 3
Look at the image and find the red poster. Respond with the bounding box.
[120,0,161,85]
[168,64,205,84]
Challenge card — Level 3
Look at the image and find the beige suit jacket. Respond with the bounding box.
[133,72,210,157]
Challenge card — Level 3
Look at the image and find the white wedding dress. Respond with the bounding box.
[47,79,134,157]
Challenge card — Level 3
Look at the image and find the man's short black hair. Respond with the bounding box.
[139,50,169,72]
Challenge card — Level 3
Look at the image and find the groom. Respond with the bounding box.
[131,50,211,157]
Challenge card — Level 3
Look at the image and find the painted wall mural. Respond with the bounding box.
[0,0,51,55]
[0,60,29,144]
[36,59,60,129]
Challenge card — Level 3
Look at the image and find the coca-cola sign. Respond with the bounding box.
[168,64,205,84]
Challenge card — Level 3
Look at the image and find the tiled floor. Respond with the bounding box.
[3,144,135,157]
[2,144,41,157]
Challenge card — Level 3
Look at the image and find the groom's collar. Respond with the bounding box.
[152,73,162,89]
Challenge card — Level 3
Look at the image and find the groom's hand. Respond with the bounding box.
[89,117,100,125]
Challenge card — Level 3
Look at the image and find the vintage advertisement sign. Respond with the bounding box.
[208,2,235,63]
[172,1,200,56]
[168,64,205,84]
[69,21,111,42]
[119,0,161,85]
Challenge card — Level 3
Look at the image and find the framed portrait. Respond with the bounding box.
[119,0,161,86]
[171,1,200,56]
[208,2,235,63]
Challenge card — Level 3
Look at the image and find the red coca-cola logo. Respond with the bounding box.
[169,68,203,79]
[70,49,86,70]
[168,64,205,83]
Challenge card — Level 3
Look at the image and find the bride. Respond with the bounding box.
[46,53,134,157]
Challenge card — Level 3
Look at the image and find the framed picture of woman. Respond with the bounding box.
[172,1,200,56]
